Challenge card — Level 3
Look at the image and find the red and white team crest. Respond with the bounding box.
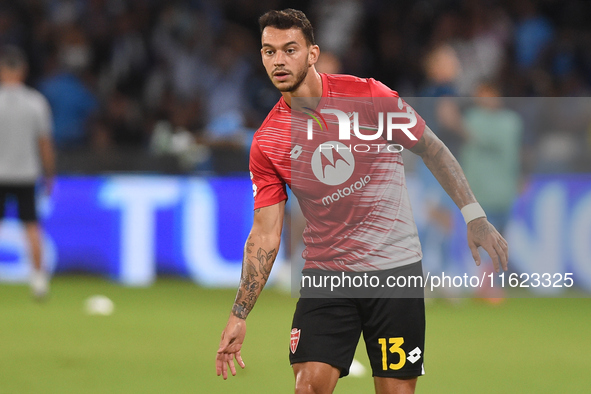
[290,328,301,354]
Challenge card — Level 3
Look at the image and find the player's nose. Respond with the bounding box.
[273,51,286,66]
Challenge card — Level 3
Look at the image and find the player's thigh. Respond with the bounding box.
[290,297,362,378]
[361,296,425,378]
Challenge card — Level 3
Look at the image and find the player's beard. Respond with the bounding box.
[272,62,309,93]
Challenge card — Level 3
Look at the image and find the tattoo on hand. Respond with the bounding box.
[470,220,491,242]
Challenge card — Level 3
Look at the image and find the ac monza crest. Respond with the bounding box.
[290,328,301,354]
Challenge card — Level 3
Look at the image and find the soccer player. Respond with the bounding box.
[0,46,55,299]
[216,9,508,394]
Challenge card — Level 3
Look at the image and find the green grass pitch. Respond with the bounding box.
[1,276,589,393]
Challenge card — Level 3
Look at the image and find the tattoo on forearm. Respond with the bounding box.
[243,259,259,291]
[426,143,474,207]
[232,304,248,319]
[231,246,277,319]
[256,248,275,281]
[245,240,254,254]
[412,129,476,208]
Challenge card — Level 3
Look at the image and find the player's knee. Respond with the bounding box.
[294,378,325,394]
[293,363,338,394]
[294,367,316,393]
[294,381,317,394]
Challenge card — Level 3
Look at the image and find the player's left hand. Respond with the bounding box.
[216,315,246,379]
[467,217,508,272]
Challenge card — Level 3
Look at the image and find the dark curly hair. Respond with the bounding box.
[258,9,315,46]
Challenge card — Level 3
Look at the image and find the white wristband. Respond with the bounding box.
[461,203,487,224]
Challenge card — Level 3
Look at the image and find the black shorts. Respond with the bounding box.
[0,184,38,222]
[290,262,425,378]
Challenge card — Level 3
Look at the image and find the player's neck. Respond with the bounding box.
[0,76,24,86]
[282,68,322,110]
[0,80,23,86]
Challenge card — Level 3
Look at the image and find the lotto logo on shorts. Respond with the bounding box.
[290,328,301,354]
[408,347,422,364]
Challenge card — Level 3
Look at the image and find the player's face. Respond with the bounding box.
[261,27,314,93]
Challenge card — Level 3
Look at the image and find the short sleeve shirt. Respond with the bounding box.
[0,84,53,183]
[250,74,424,271]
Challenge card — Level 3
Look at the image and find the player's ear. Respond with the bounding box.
[308,45,320,66]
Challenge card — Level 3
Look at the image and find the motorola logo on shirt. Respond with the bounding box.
[311,141,355,186]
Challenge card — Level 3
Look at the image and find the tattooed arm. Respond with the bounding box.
[410,126,508,272]
[232,203,283,319]
[216,200,285,379]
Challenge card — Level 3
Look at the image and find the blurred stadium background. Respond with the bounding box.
[1,0,591,393]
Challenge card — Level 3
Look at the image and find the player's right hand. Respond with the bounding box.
[216,315,246,379]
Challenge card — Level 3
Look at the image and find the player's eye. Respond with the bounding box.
[264,49,274,56]
[286,48,296,54]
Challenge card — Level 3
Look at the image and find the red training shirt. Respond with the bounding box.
[250,73,425,271]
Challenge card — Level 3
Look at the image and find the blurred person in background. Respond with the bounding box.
[149,95,211,172]
[0,46,55,299]
[201,40,253,174]
[314,50,342,74]
[420,44,466,156]
[461,81,523,301]
[415,44,466,294]
[462,81,523,236]
[513,0,554,71]
[37,24,98,150]
[451,3,511,96]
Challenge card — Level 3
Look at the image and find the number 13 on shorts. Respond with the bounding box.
[378,337,406,370]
